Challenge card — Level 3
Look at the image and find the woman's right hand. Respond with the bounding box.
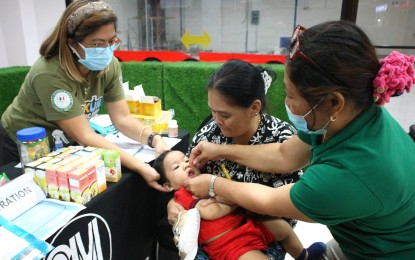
[167,198,185,225]
[189,141,222,168]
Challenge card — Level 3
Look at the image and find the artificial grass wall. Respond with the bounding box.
[0,66,31,117]
[162,62,288,138]
[162,62,219,139]
[263,64,289,123]
[99,61,164,114]
[0,62,288,139]
[120,62,164,98]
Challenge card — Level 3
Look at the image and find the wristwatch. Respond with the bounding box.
[147,132,158,148]
[208,175,217,197]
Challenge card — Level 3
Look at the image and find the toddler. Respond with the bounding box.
[154,150,326,260]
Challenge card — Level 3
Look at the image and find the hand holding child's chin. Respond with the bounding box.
[184,173,212,198]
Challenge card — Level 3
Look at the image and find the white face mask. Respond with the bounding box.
[70,43,114,71]
[285,102,331,135]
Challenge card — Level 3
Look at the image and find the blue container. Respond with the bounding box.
[16,127,50,167]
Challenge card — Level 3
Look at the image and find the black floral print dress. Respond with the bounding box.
[187,113,303,260]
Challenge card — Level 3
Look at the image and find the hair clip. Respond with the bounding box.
[261,71,272,94]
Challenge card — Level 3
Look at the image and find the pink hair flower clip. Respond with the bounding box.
[373,51,415,106]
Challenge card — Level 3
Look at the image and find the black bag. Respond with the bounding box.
[410,124,415,142]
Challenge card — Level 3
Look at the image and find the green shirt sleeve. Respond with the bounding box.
[33,73,84,121]
[102,57,124,103]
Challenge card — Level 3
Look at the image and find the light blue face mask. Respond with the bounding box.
[70,43,114,71]
[285,102,330,135]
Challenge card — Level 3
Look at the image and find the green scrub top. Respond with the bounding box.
[291,105,415,259]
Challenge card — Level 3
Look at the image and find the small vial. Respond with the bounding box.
[168,120,179,137]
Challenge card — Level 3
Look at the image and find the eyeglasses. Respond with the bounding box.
[82,37,121,53]
[290,25,342,85]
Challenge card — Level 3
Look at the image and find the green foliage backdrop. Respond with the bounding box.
[0,62,288,139]
[0,66,31,118]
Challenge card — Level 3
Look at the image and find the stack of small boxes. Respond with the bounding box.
[124,83,171,134]
[24,146,122,205]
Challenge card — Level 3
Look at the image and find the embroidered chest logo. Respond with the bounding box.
[51,90,73,111]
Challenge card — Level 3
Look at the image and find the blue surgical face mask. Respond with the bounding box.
[285,102,330,135]
[70,43,114,71]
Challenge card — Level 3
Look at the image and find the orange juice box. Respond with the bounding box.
[65,156,87,169]
[66,146,83,154]
[103,150,122,182]
[68,168,90,205]
[79,152,106,192]
[47,157,63,165]
[54,147,80,159]
[34,162,53,196]
[57,154,80,166]
[55,152,73,160]
[45,163,61,199]
[87,151,102,162]
[77,151,101,163]
[73,148,100,162]
[35,156,53,163]
[93,148,106,159]
[54,147,71,154]
[82,159,107,194]
[24,160,45,175]
[74,149,93,157]
[46,150,62,157]
[57,165,74,202]
[83,146,98,152]
[94,160,107,193]
[77,162,98,200]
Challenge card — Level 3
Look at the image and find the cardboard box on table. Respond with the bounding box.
[132,110,171,134]
[124,82,169,133]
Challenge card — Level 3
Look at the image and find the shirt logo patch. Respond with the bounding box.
[51,89,73,111]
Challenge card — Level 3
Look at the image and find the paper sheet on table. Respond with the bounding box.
[0,173,85,240]
[105,133,181,162]
[0,216,54,260]
[104,132,143,156]
[134,137,181,162]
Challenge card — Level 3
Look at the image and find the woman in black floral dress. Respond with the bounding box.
[168,59,304,260]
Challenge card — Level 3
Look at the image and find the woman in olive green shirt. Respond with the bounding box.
[0,0,169,191]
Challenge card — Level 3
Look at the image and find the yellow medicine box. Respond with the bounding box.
[126,95,162,117]
[132,110,170,134]
[139,96,162,117]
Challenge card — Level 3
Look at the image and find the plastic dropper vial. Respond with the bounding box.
[168,120,178,137]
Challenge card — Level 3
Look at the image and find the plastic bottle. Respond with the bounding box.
[52,129,69,151]
[16,127,50,167]
[168,119,179,137]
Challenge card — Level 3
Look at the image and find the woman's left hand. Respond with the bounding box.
[140,163,170,192]
[185,173,213,198]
